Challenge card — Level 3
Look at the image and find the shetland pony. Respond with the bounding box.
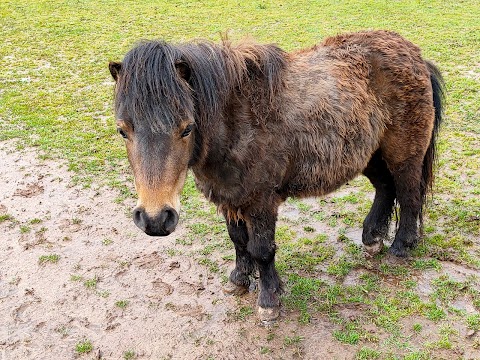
[109,30,444,321]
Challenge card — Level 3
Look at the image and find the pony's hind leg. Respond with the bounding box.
[362,151,396,254]
[223,217,254,295]
[388,160,424,257]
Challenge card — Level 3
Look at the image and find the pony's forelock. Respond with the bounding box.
[114,38,287,133]
[115,41,192,133]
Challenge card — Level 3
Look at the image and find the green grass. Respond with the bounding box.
[355,347,381,360]
[283,274,323,323]
[431,275,468,303]
[228,306,254,321]
[97,290,110,298]
[259,346,271,354]
[70,274,83,282]
[83,276,98,289]
[115,300,129,309]
[102,238,113,246]
[19,225,31,233]
[124,350,135,360]
[412,259,442,271]
[38,254,60,265]
[1,1,479,359]
[75,339,93,354]
[198,258,220,273]
[283,335,304,346]
[413,323,423,333]
[423,303,447,322]
[333,321,361,345]
[0,214,13,223]
[466,314,480,331]
[403,351,432,360]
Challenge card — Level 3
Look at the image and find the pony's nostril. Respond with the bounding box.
[162,207,179,234]
[133,207,146,231]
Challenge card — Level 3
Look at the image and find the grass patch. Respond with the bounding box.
[0,214,13,223]
[333,321,361,345]
[466,314,480,331]
[278,239,335,273]
[413,323,423,333]
[275,225,296,243]
[84,276,98,289]
[102,238,113,246]
[38,254,60,265]
[259,346,271,354]
[228,306,254,321]
[284,335,303,346]
[20,225,31,233]
[115,300,129,309]
[431,275,468,303]
[423,303,447,322]
[124,350,135,360]
[283,274,323,323]
[75,339,93,354]
[97,290,110,298]
[355,347,381,360]
[198,258,220,273]
[412,259,442,271]
[70,274,83,282]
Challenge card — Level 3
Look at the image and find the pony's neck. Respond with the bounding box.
[186,40,287,128]
[189,40,287,171]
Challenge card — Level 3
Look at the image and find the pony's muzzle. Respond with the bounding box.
[133,206,179,236]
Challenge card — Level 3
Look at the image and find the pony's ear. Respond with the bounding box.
[175,60,191,82]
[109,61,122,81]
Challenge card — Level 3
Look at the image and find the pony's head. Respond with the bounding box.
[110,39,286,236]
[109,41,196,236]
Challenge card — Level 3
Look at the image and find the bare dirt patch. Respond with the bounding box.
[13,182,44,198]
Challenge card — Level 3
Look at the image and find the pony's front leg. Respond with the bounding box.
[223,218,254,295]
[246,206,282,323]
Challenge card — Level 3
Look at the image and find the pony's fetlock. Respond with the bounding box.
[223,280,249,296]
[229,268,251,289]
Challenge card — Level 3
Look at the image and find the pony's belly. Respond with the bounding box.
[283,177,350,199]
[282,160,366,199]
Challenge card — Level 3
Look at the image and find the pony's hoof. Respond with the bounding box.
[258,306,280,324]
[388,245,408,258]
[364,239,383,257]
[222,281,248,296]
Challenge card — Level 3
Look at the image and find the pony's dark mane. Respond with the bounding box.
[115,41,190,133]
[115,39,287,133]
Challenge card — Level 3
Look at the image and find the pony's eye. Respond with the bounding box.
[181,124,193,138]
[117,128,128,139]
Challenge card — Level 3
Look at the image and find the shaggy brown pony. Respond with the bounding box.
[109,30,444,322]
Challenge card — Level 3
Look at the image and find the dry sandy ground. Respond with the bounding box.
[0,142,353,360]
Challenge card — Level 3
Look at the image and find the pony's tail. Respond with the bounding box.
[420,61,445,217]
